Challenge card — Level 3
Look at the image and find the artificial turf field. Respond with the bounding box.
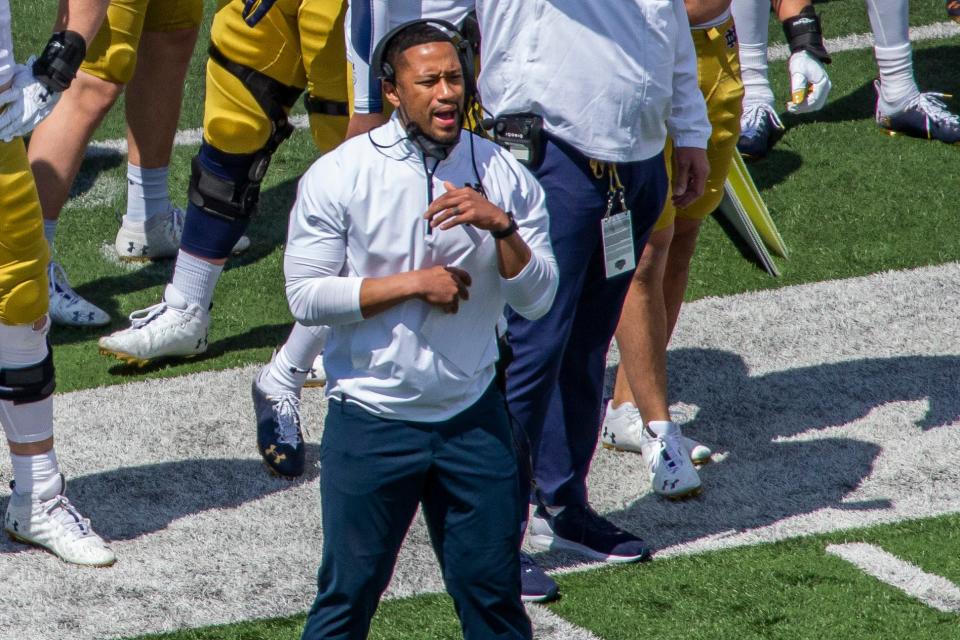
[4,2,960,639]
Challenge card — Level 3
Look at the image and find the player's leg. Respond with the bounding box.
[0,138,114,567]
[867,0,960,143]
[730,0,783,159]
[253,323,329,478]
[299,0,349,153]
[28,0,148,328]
[114,0,220,262]
[98,0,306,365]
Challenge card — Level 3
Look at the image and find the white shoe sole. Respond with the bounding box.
[6,529,116,567]
[98,345,202,368]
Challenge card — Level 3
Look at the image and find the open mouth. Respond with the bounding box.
[432,107,458,126]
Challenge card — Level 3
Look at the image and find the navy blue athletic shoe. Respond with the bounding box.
[948,0,960,23]
[519,552,559,603]
[528,504,650,563]
[252,376,305,478]
[875,80,960,145]
[737,103,785,161]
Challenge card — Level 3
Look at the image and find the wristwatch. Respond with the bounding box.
[491,210,518,239]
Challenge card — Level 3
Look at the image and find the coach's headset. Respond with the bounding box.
[372,18,477,104]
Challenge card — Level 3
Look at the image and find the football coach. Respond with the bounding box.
[284,20,558,640]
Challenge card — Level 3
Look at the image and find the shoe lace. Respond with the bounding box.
[271,393,303,446]
[128,302,171,328]
[909,92,960,126]
[741,102,783,133]
[48,263,82,307]
[43,495,94,539]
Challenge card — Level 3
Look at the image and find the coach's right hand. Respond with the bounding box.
[415,266,471,314]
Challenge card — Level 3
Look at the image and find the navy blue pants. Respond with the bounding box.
[505,135,667,508]
[301,383,531,640]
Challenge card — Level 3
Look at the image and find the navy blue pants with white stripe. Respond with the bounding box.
[301,383,531,640]
[505,134,667,509]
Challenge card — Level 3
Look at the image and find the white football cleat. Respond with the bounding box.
[640,421,703,499]
[114,207,251,262]
[4,476,115,567]
[98,284,209,366]
[303,352,327,388]
[601,401,711,466]
[47,261,110,327]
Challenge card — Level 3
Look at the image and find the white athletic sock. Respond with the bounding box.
[169,250,223,310]
[258,323,329,396]
[43,219,57,253]
[875,43,919,113]
[737,42,775,109]
[125,164,171,225]
[10,450,59,497]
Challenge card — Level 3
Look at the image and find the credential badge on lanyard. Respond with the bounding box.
[599,163,635,279]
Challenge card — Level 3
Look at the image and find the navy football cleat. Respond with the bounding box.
[875,80,960,145]
[252,378,305,478]
[737,103,786,161]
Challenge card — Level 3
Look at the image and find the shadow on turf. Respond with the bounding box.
[531,348,960,571]
[0,450,319,551]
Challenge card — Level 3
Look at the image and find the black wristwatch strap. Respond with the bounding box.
[492,210,518,239]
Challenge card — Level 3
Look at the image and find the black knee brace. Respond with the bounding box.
[0,344,55,405]
[189,45,303,221]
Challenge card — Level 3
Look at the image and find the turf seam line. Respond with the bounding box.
[81,21,959,159]
[826,542,960,612]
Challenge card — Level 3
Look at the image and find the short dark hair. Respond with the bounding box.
[382,23,455,80]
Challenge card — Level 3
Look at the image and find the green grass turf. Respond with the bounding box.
[767,0,950,46]
[46,36,960,391]
[125,513,960,640]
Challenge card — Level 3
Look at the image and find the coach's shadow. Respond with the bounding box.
[535,348,960,569]
[48,176,299,349]
[0,448,319,552]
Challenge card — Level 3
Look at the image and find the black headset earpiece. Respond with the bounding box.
[371,18,476,102]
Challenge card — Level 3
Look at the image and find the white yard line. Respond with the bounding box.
[826,543,960,612]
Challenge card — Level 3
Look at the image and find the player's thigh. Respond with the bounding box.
[142,0,203,33]
[0,141,49,326]
[680,19,745,221]
[300,0,349,152]
[81,0,150,85]
[204,0,305,154]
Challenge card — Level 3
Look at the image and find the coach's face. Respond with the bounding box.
[385,41,464,144]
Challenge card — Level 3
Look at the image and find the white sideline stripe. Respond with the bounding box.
[767,20,960,61]
[82,22,960,159]
[826,543,960,612]
[526,606,603,640]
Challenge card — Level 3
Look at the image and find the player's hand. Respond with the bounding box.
[0,60,60,142]
[241,0,278,27]
[671,147,709,210]
[425,181,512,234]
[415,265,472,314]
[786,51,831,114]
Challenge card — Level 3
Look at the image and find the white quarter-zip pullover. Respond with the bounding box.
[285,114,558,421]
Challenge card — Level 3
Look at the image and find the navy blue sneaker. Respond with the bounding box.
[252,376,305,478]
[737,103,785,161]
[948,0,960,23]
[528,505,650,563]
[520,552,559,603]
[875,80,960,145]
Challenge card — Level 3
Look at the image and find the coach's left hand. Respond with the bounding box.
[425,181,513,234]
